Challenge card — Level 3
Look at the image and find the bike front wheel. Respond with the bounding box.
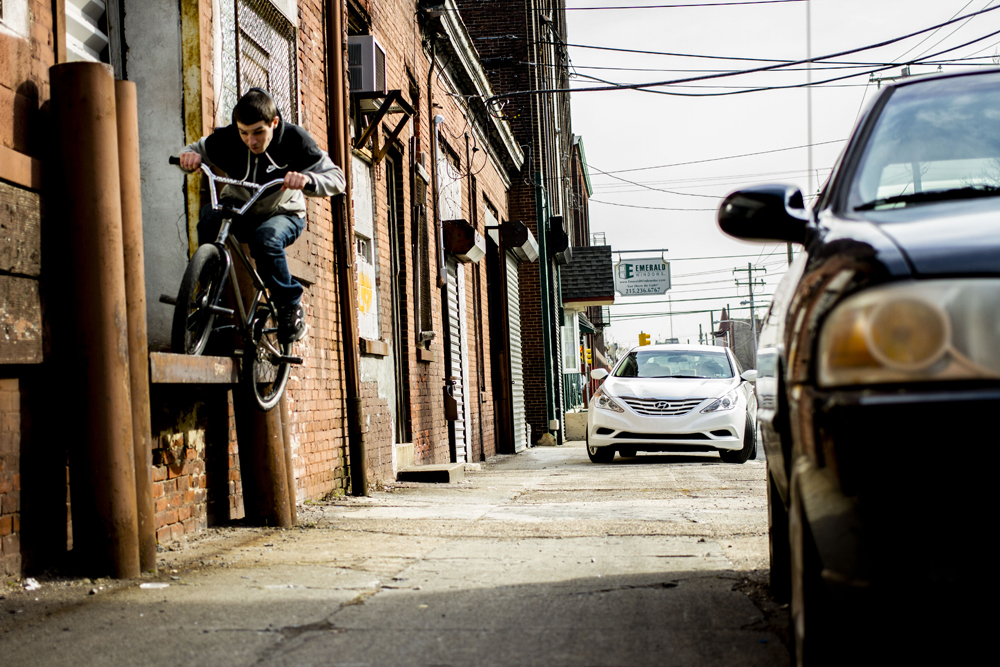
[171,244,226,355]
[242,304,291,411]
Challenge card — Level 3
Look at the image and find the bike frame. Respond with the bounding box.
[195,162,286,358]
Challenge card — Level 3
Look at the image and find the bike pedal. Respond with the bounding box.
[208,304,235,316]
[276,355,304,365]
[159,294,178,306]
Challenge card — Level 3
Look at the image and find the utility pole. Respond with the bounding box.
[733,263,766,367]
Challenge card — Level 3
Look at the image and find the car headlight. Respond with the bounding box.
[701,388,739,413]
[593,386,624,413]
[818,279,1000,387]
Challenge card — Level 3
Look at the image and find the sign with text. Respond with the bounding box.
[614,258,671,296]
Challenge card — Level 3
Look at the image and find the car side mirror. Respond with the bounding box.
[718,184,810,244]
[591,368,609,380]
[741,370,758,382]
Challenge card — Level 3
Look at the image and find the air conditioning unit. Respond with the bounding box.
[348,35,386,105]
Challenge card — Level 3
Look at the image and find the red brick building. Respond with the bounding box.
[1,0,547,578]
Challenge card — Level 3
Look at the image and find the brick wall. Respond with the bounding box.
[284,0,351,499]
[149,386,242,542]
[1,0,54,576]
[0,378,20,576]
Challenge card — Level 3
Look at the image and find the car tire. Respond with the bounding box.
[767,462,791,603]
[618,447,637,458]
[587,442,615,463]
[790,477,840,667]
[719,412,756,464]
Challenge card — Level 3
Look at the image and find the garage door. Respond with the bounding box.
[506,252,528,452]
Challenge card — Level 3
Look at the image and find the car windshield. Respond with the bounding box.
[849,72,1000,211]
[614,350,733,379]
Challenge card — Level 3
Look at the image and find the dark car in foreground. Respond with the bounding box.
[718,69,999,665]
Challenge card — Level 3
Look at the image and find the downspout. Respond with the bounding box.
[429,45,445,290]
[466,132,485,460]
[326,0,368,496]
[535,172,554,438]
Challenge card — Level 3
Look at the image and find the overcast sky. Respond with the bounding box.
[566,0,1000,354]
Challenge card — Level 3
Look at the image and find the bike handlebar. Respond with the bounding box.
[170,156,285,216]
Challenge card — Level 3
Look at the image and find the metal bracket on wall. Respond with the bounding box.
[351,90,415,165]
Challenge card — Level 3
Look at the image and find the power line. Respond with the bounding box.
[589,164,722,199]
[593,140,845,175]
[564,1,806,9]
[610,304,771,319]
[611,292,776,306]
[590,199,718,211]
[492,6,1000,100]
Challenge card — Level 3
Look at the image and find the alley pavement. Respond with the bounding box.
[0,442,788,666]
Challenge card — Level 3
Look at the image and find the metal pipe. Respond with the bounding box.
[326,0,368,495]
[535,173,555,439]
[228,240,292,527]
[115,80,156,572]
[466,132,485,461]
[279,393,297,525]
[51,62,140,578]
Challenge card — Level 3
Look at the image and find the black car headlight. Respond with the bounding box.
[818,279,1000,387]
[593,385,625,413]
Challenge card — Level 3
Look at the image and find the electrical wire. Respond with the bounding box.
[594,140,846,175]
[491,5,1000,100]
[590,199,718,211]
[564,1,805,9]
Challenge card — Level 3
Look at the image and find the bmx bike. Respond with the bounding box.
[162,156,302,411]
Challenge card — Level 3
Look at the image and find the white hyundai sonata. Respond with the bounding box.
[586,344,758,464]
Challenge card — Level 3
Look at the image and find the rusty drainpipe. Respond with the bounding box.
[326,0,368,495]
[429,45,446,290]
[115,80,156,572]
[50,62,140,578]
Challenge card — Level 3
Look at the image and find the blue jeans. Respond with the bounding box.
[198,206,305,308]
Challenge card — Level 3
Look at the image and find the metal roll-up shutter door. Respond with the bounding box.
[506,252,528,452]
[446,258,467,461]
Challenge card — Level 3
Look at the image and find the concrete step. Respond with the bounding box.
[396,463,465,484]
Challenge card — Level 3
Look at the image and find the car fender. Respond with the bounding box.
[791,456,869,589]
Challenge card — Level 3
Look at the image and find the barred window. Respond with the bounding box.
[219,0,298,125]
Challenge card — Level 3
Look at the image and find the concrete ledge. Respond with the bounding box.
[396,463,465,484]
[417,348,435,363]
[150,352,239,384]
[395,442,414,470]
[360,338,389,356]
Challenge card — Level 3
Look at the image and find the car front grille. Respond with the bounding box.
[619,397,705,416]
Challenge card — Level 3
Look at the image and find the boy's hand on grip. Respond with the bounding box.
[179,152,202,171]
[282,171,310,191]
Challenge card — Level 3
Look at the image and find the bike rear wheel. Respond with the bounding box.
[242,303,291,411]
[171,244,226,355]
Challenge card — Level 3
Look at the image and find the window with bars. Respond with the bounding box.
[218,0,298,125]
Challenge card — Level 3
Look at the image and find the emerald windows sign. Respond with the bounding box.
[614,258,671,296]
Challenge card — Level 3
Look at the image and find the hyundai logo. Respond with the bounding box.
[655,401,670,409]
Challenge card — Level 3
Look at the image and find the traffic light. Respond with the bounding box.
[638,332,651,346]
[586,348,592,364]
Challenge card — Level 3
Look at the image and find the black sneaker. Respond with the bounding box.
[278,303,306,344]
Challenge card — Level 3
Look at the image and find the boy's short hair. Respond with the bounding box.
[233,89,278,125]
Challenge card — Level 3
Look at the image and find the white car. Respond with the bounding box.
[586,344,758,464]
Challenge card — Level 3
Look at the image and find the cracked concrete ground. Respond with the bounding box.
[0,442,789,666]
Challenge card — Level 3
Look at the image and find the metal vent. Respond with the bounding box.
[219,0,298,124]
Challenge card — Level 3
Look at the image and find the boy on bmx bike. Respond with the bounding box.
[178,88,345,344]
